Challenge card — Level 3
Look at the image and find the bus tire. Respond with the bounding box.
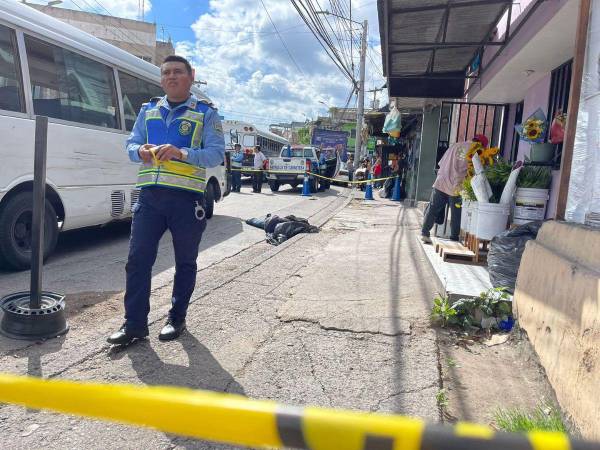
[269,181,280,192]
[0,191,59,271]
[204,183,215,219]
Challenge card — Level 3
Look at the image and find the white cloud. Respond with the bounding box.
[177,0,385,129]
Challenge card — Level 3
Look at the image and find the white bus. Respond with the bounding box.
[0,0,229,270]
[222,120,288,170]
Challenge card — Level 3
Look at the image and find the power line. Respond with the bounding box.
[259,0,306,77]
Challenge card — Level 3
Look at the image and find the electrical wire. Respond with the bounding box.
[259,0,306,77]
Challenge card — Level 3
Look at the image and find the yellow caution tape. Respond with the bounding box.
[0,374,594,450]
[230,168,396,186]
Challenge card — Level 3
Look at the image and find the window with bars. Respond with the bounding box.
[548,59,572,168]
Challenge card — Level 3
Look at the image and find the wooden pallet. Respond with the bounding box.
[432,238,481,264]
[462,233,490,263]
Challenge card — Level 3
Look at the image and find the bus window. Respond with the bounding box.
[242,134,255,148]
[119,71,163,131]
[25,36,119,129]
[0,25,24,113]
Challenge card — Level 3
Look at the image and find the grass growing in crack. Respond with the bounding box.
[436,389,449,409]
[446,358,458,368]
[494,404,566,432]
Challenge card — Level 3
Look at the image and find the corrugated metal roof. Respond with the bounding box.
[378,0,512,99]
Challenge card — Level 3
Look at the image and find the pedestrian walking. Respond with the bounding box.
[346,155,354,184]
[421,135,485,244]
[252,145,266,193]
[107,55,225,345]
[231,143,243,192]
[373,157,382,188]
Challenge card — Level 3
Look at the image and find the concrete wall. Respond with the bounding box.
[415,107,440,201]
[514,221,600,439]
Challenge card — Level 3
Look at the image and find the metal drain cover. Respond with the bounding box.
[0,292,68,340]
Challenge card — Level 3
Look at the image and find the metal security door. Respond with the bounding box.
[436,101,508,165]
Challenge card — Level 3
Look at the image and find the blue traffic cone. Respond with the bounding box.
[364,173,374,200]
[392,175,401,201]
[301,173,311,197]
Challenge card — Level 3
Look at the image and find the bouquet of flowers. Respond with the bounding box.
[515,108,548,143]
[465,140,500,176]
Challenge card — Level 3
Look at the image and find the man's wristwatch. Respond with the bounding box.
[180,149,189,161]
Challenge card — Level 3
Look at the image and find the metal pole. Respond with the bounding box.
[354,20,368,162]
[30,116,48,310]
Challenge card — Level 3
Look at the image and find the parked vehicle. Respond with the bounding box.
[267,146,336,192]
[0,0,229,270]
[222,120,289,174]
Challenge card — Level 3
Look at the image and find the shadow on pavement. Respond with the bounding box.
[111,331,244,449]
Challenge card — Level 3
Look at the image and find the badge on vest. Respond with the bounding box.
[179,120,193,136]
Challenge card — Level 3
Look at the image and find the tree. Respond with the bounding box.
[297,127,310,145]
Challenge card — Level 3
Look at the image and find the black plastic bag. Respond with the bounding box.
[264,214,290,234]
[488,221,544,293]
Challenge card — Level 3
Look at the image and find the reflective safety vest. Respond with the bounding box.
[231,151,243,168]
[136,97,209,194]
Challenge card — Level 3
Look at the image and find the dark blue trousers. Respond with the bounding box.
[231,170,242,192]
[124,187,207,332]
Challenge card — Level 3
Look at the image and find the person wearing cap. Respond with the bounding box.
[421,135,488,244]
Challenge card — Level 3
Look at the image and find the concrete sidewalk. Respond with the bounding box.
[0,195,443,449]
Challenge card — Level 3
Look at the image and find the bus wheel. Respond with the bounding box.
[204,183,215,219]
[0,192,59,271]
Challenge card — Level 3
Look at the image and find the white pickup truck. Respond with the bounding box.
[266,146,317,192]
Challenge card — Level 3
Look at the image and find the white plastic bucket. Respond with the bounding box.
[460,200,471,233]
[513,188,549,225]
[470,202,479,234]
[474,203,510,240]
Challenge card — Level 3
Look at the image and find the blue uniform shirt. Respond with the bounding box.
[231,151,244,164]
[126,94,225,168]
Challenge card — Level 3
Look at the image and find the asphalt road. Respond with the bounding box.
[0,183,442,449]
[0,181,346,296]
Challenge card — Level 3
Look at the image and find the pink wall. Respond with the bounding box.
[518,73,552,161]
[513,73,560,219]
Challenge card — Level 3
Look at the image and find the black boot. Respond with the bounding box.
[159,319,186,341]
[107,324,149,345]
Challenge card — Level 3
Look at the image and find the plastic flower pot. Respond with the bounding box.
[529,143,555,162]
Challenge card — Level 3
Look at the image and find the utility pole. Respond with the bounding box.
[368,87,384,110]
[354,20,368,161]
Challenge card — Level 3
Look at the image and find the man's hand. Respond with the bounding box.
[155,144,183,162]
[138,144,156,163]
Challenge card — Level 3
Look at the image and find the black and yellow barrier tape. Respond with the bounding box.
[0,374,596,450]
[230,168,396,186]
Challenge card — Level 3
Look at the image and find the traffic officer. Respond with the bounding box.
[107,55,225,345]
[230,143,243,192]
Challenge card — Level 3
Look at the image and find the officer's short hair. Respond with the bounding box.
[255,145,261,151]
[234,143,241,148]
[162,55,193,75]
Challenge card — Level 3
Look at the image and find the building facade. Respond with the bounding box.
[28,3,174,65]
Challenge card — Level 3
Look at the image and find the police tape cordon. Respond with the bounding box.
[0,374,596,450]
[230,168,394,185]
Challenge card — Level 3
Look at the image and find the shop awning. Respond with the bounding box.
[378,0,512,98]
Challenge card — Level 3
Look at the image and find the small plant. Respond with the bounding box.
[444,287,512,330]
[436,389,449,409]
[431,295,456,327]
[485,159,513,202]
[461,177,477,201]
[446,358,458,368]
[517,166,552,189]
[494,403,566,433]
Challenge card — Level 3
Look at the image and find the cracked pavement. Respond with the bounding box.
[0,186,441,449]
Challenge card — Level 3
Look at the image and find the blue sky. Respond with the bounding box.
[24,0,384,128]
